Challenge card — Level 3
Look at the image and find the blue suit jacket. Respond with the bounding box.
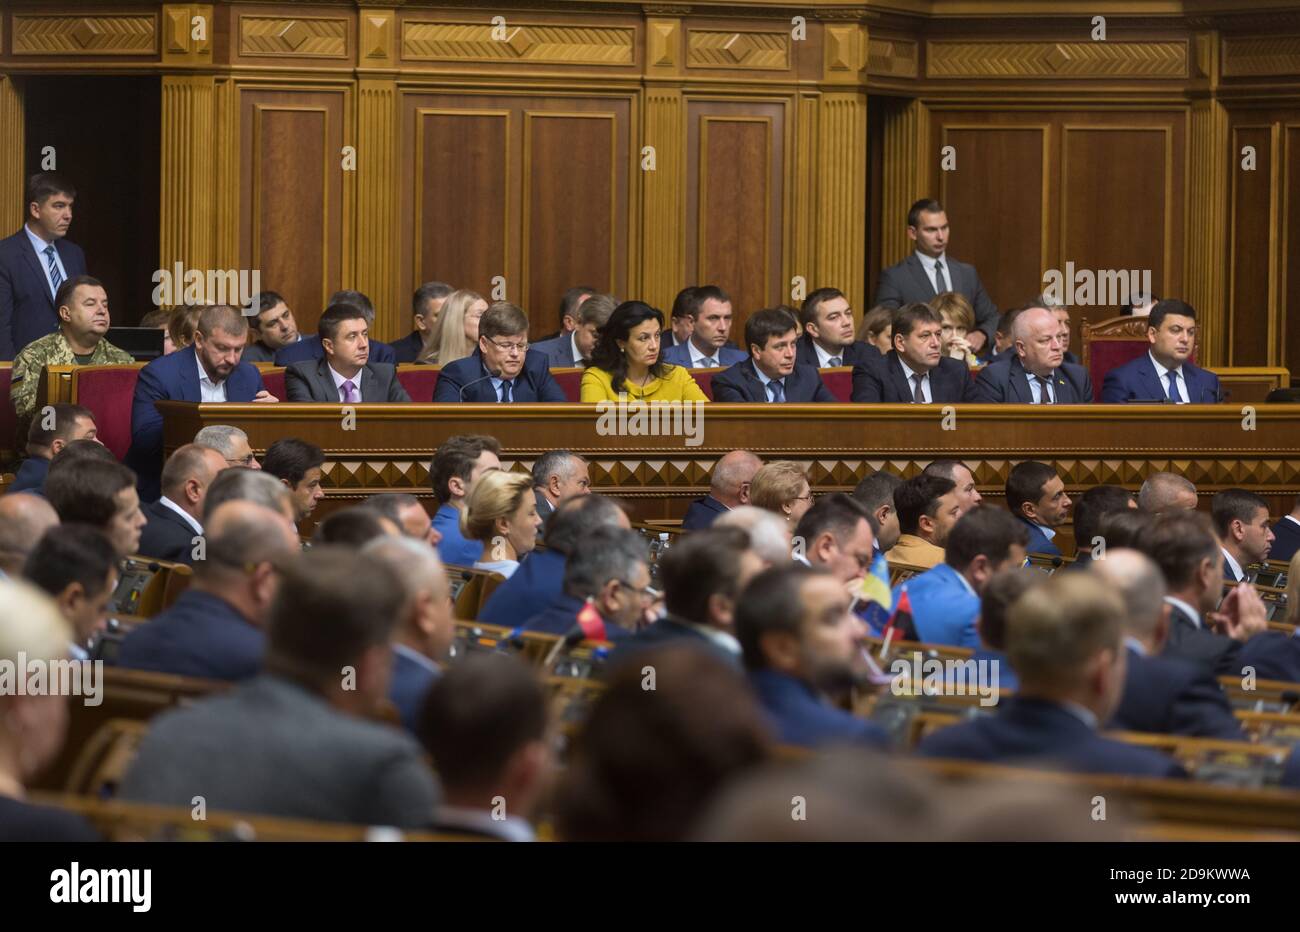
[432,348,566,402]
[127,347,266,501]
[971,647,1018,692]
[531,333,578,368]
[1271,517,1300,564]
[9,456,49,494]
[970,354,1093,404]
[681,495,728,530]
[479,548,566,628]
[116,589,263,681]
[749,669,889,750]
[917,696,1187,779]
[893,563,980,649]
[1101,352,1221,404]
[711,359,836,403]
[794,334,877,370]
[660,341,747,369]
[850,351,972,404]
[1018,516,1061,557]
[1110,646,1243,740]
[1235,630,1300,684]
[389,648,439,733]
[1162,600,1243,677]
[274,334,395,366]
[614,617,741,668]
[521,593,632,641]
[0,228,87,359]
[390,330,424,364]
[433,504,482,567]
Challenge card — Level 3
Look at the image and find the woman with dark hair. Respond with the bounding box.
[580,301,709,403]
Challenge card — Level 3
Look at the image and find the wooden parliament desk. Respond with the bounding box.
[159,401,1300,526]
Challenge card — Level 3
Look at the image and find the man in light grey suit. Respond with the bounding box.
[531,293,616,369]
[119,546,440,828]
[874,198,998,354]
[284,303,411,402]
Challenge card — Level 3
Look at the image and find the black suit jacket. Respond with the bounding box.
[794,334,877,369]
[681,495,728,530]
[1235,630,1300,684]
[873,253,997,347]
[1110,646,1243,740]
[284,358,411,403]
[850,350,972,403]
[1161,601,1242,677]
[0,228,88,359]
[710,359,836,403]
[970,354,1093,404]
[137,499,202,565]
[391,330,424,364]
[1272,517,1300,564]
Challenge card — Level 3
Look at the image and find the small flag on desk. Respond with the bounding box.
[854,550,894,635]
[576,598,607,642]
[882,585,915,645]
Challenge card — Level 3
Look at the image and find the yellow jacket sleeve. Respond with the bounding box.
[580,367,615,403]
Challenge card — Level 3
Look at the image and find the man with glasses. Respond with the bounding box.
[195,425,262,470]
[284,302,411,402]
[521,526,654,642]
[433,301,566,402]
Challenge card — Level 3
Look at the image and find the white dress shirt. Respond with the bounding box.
[1025,369,1055,404]
[812,341,843,368]
[25,224,66,298]
[896,356,932,404]
[329,364,364,402]
[570,331,586,367]
[682,621,743,657]
[915,250,950,294]
[1164,595,1203,630]
[158,496,203,536]
[688,338,722,368]
[393,642,440,676]
[1149,351,1189,404]
[1221,547,1244,581]
[196,348,228,402]
[434,805,536,842]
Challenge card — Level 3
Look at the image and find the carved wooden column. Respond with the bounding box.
[355,9,399,338]
[879,97,927,270]
[0,76,23,222]
[1186,32,1229,367]
[640,13,686,314]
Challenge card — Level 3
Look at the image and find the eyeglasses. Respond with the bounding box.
[487,338,529,354]
[225,454,257,467]
[617,580,661,602]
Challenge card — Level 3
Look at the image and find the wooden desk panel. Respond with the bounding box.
[159,401,1300,523]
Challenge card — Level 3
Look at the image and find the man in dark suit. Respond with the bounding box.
[530,284,597,346]
[521,526,649,642]
[432,301,566,402]
[661,285,747,369]
[738,563,889,749]
[971,305,1093,403]
[1005,461,1071,557]
[617,527,762,667]
[873,198,997,353]
[531,450,590,528]
[119,546,440,827]
[1272,495,1300,563]
[284,303,411,403]
[117,500,299,680]
[795,287,876,369]
[712,307,836,403]
[137,443,228,565]
[850,303,972,403]
[241,291,301,362]
[532,293,615,369]
[1211,488,1275,583]
[273,290,396,366]
[0,172,87,359]
[1101,299,1222,404]
[127,305,276,501]
[9,402,98,495]
[682,449,762,530]
[917,573,1186,779]
[22,524,121,661]
[1094,550,1244,740]
[45,457,146,559]
[419,654,551,841]
[662,286,697,349]
[392,281,452,364]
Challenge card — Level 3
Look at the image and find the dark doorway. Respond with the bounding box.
[22,75,160,324]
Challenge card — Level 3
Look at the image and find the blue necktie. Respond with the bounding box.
[1166,371,1181,404]
[768,380,785,403]
[44,244,63,297]
[499,379,513,402]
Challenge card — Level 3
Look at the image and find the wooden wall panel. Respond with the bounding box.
[1229,126,1274,367]
[1287,126,1300,376]
[239,88,345,335]
[686,100,786,328]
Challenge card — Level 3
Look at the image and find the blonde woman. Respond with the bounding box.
[750,461,813,526]
[856,305,893,356]
[930,292,979,367]
[461,470,542,578]
[167,304,204,353]
[419,289,487,366]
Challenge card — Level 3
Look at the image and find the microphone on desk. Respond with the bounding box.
[459,367,502,401]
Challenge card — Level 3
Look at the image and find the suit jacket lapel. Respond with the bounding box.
[886,353,912,402]
[1008,357,1032,403]
[741,360,766,401]
[906,254,936,298]
[17,233,55,307]
[1137,353,1165,402]
[179,348,202,402]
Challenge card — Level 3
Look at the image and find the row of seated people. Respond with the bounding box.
[6,416,1300,832]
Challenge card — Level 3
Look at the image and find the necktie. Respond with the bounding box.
[828,356,842,367]
[44,244,63,296]
[768,380,785,403]
[912,373,926,403]
[500,379,513,402]
[341,379,357,403]
[703,356,718,368]
[1037,375,1054,404]
[1166,370,1182,404]
[934,260,949,294]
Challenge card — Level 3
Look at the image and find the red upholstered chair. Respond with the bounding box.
[1081,315,1196,402]
[396,365,439,401]
[259,368,286,401]
[551,368,583,402]
[821,366,853,402]
[692,368,717,400]
[0,363,16,456]
[70,365,143,461]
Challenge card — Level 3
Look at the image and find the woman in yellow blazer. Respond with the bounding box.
[580,301,709,403]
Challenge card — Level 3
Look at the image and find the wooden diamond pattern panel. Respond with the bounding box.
[240,17,348,58]
[688,30,789,70]
[927,41,1186,79]
[402,22,634,65]
[14,15,156,55]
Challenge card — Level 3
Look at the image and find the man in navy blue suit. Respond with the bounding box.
[918,572,1186,779]
[681,449,762,530]
[532,292,614,369]
[241,291,302,362]
[1005,460,1071,557]
[896,508,1029,649]
[432,301,566,402]
[1093,549,1244,740]
[970,305,1093,403]
[1211,488,1275,583]
[712,307,836,403]
[794,288,876,369]
[850,303,971,403]
[117,500,299,680]
[136,443,229,565]
[738,563,888,750]
[429,434,501,566]
[0,173,87,359]
[1272,495,1300,563]
[520,526,650,642]
[660,285,747,369]
[127,305,276,501]
[1101,299,1221,404]
[273,290,396,366]
[391,281,452,364]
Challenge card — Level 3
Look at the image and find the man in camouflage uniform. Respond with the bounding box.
[10,274,133,420]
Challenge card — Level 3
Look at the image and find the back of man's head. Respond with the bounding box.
[944,507,1029,576]
[794,493,876,557]
[660,526,753,628]
[532,450,583,490]
[199,500,298,585]
[311,508,392,547]
[715,506,791,565]
[1088,549,1167,640]
[1136,511,1220,593]
[711,450,762,503]
[1072,485,1136,554]
[194,425,249,463]
[978,567,1041,652]
[160,443,223,500]
[430,434,501,506]
[328,289,374,318]
[361,535,447,631]
[1005,461,1057,519]
[563,526,646,600]
[48,438,115,472]
[1138,471,1197,513]
[1096,508,1154,553]
[1005,573,1123,697]
[203,467,294,523]
[22,523,118,605]
[45,458,135,528]
[735,562,822,671]
[544,494,628,556]
[262,437,324,488]
[1210,488,1269,539]
[852,471,902,515]
[893,474,954,536]
[0,494,60,576]
[418,653,548,803]
[26,403,94,453]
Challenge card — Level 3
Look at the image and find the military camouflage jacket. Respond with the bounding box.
[10,330,134,418]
